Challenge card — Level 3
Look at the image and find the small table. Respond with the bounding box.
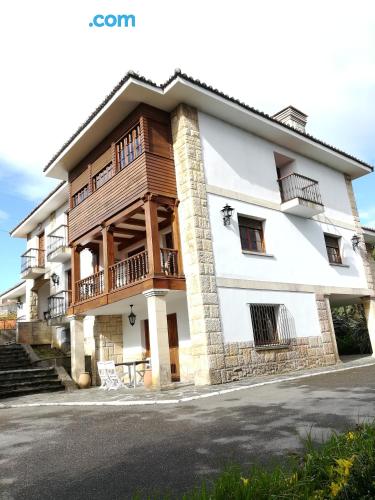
[115,360,148,388]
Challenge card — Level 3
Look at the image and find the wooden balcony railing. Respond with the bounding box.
[110,250,149,291]
[160,248,179,276]
[47,290,71,318]
[76,271,104,302]
[278,173,323,205]
[74,248,181,304]
[21,248,45,273]
[47,225,68,257]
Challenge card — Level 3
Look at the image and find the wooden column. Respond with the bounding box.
[71,245,81,304]
[144,197,161,275]
[171,201,183,276]
[102,225,115,294]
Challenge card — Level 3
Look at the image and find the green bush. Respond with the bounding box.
[332,305,371,355]
[179,423,375,499]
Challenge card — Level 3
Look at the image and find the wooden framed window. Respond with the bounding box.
[72,185,89,207]
[238,216,265,253]
[92,162,114,191]
[116,124,142,170]
[324,234,342,264]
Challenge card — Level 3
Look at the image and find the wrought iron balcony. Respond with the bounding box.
[47,225,70,262]
[278,173,324,218]
[21,248,45,278]
[47,291,71,319]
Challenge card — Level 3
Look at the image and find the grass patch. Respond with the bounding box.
[173,423,375,499]
[32,345,66,359]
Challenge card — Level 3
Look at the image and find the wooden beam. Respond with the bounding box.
[101,226,115,294]
[71,245,81,304]
[113,227,146,237]
[171,203,184,275]
[104,199,144,228]
[144,199,161,274]
[120,218,146,227]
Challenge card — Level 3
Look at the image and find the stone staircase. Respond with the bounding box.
[0,344,65,399]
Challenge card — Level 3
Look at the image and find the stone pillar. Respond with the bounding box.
[171,104,225,385]
[69,315,85,383]
[143,289,171,388]
[363,298,375,358]
[315,295,340,365]
[345,176,374,292]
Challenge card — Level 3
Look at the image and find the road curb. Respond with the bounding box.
[1,361,374,409]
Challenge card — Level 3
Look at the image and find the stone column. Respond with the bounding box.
[171,104,225,385]
[315,295,340,365]
[69,315,85,383]
[363,298,375,358]
[345,176,374,292]
[143,289,171,388]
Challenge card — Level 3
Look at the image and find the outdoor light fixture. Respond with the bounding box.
[351,234,361,251]
[16,298,23,309]
[128,304,136,326]
[51,273,60,286]
[43,311,51,321]
[221,204,234,226]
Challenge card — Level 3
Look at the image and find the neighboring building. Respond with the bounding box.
[7,70,375,388]
[0,281,26,321]
[9,182,71,348]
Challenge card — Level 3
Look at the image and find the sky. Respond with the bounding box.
[0,0,374,292]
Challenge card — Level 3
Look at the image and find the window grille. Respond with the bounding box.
[250,304,294,347]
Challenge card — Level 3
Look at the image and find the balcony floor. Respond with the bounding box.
[280,198,324,218]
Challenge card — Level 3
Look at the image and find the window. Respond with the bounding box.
[324,234,342,264]
[250,304,292,347]
[116,124,142,170]
[238,216,265,253]
[93,163,114,191]
[72,185,89,207]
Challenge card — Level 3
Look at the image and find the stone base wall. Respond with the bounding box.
[17,321,53,345]
[221,337,336,383]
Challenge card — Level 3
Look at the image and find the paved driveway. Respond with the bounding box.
[0,365,374,499]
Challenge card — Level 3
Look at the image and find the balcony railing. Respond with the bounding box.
[278,173,323,205]
[160,248,179,276]
[21,248,45,273]
[74,248,180,303]
[47,225,68,257]
[76,271,104,303]
[110,251,149,291]
[47,291,71,319]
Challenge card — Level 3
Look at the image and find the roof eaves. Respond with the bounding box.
[10,181,66,236]
[43,69,374,174]
[0,280,26,298]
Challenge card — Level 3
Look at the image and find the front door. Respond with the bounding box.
[144,313,180,382]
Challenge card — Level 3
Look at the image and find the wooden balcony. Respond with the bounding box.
[278,173,324,218]
[47,225,71,262]
[74,249,182,308]
[21,248,46,279]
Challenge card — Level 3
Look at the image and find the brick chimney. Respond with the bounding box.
[272,106,308,133]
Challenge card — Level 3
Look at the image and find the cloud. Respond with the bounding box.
[0,209,8,221]
[360,208,375,229]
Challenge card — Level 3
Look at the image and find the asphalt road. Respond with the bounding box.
[1,365,375,500]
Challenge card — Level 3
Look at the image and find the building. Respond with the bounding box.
[7,70,375,388]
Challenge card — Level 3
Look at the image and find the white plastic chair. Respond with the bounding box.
[97,361,125,391]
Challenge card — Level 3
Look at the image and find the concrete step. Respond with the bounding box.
[0,375,59,389]
[0,344,24,351]
[0,361,33,371]
[0,367,56,382]
[0,353,30,360]
[0,383,65,399]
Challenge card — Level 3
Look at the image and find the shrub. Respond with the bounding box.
[179,423,375,499]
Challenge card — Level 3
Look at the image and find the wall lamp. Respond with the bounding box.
[51,273,60,286]
[221,204,234,226]
[351,234,361,251]
[128,304,136,327]
[16,298,23,309]
[43,311,51,321]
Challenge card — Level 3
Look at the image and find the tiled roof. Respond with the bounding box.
[363,226,375,233]
[9,181,66,235]
[44,69,374,173]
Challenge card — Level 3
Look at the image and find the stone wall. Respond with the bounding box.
[366,244,375,284]
[17,321,53,345]
[171,104,225,385]
[92,315,123,385]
